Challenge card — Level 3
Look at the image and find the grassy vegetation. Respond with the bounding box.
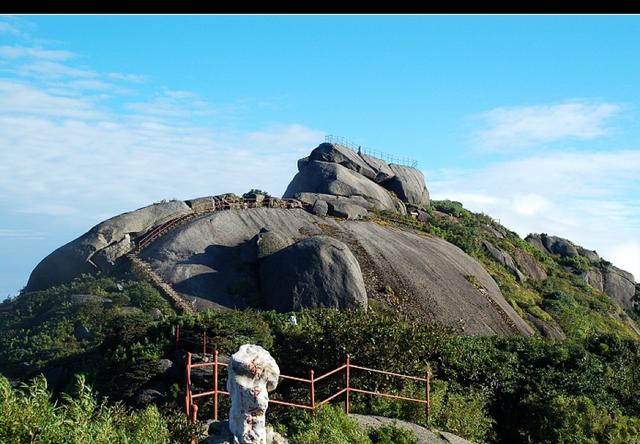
[2,199,640,443]
[0,374,197,444]
[376,199,638,341]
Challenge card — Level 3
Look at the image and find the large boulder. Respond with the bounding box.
[283,160,399,211]
[26,200,192,291]
[542,235,578,257]
[259,236,367,311]
[525,234,578,257]
[253,228,294,259]
[358,153,396,183]
[604,265,636,310]
[380,164,430,207]
[308,143,377,181]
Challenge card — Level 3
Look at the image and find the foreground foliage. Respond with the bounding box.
[0,374,177,444]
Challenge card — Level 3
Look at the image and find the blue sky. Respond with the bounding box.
[1,15,639,297]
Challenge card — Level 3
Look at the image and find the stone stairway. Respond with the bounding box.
[127,253,194,314]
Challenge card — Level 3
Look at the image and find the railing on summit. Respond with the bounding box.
[324,134,418,168]
[178,327,432,428]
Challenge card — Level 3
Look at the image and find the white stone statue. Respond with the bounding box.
[227,344,280,444]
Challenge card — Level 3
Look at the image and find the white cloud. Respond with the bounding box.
[606,242,640,282]
[0,45,75,61]
[17,60,97,79]
[428,150,640,279]
[475,101,621,150]
[0,22,22,35]
[0,80,104,118]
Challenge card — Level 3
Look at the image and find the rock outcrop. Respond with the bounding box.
[142,208,530,335]
[526,234,579,258]
[227,344,280,444]
[283,160,398,211]
[380,164,430,208]
[284,142,429,213]
[350,414,475,444]
[260,236,367,311]
[513,250,547,281]
[26,200,192,291]
[583,269,604,293]
[526,233,637,310]
[604,265,636,310]
[482,240,526,283]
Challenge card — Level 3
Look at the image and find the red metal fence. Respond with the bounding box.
[184,346,432,427]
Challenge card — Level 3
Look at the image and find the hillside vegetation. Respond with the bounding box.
[1,199,640,443]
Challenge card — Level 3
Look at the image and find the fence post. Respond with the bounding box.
[310,369,315,412]
[185,352,192,418]
[214,350,219,420]
[345,354,350,414]
[175,324,180,349]
[202,331,207,356]
[425,365,431,426]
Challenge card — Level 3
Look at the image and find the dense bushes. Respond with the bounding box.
[0,374,177,444]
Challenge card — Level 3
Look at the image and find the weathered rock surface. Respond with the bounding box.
[604,266,636,310]
[310,199,328,217]
[309,143,377,181]
[283,160,399,211]
[583,269,604,292]
[260,236,367,311]
[526,234,578,257]
[380,164,430,208]
[481,224,505,239]
[359,153,396,182]
[26,200,192,291]
[327,200,368,220]
[526,233,637,309]
[254,228,294,260]
[143,208,530,335]
[350,414,476,444]
[577,246,600,263]
[513,250,547,281]
[227,344,280,444]
[482,240,526,283]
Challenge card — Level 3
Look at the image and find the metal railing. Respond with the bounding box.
[179,327,432,427]
[325,134,418,168]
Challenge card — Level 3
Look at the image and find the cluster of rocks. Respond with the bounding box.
[26,140,534,336]
[284,142,430,219]
[526,233,637,310]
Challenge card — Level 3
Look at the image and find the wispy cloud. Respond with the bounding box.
[0,21,22,35]
[0,80,104,118]
[0,36,323,225]
[475,101,621,150]
[0,229,45,240]
[0,45,75,61]
[428,150,640,279]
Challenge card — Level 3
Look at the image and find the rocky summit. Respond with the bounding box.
[25,142,638,339]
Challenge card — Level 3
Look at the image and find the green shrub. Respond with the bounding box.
[368,422,418,444]
[287,405,370,444]
[0,374,176,444]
